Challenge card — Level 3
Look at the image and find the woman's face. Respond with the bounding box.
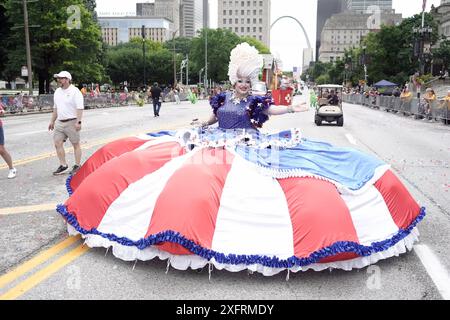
[234,77,251,97]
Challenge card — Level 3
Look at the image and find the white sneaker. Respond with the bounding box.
[8,168,17,179]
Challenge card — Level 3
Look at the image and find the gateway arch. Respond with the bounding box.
[270,16,313,72]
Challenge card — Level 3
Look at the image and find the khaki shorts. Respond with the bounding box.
[53,119,80,144]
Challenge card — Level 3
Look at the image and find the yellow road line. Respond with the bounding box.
[0,243,89,300]
[0,203,57,216]
[0,235,81,290]
[0,122,187,170]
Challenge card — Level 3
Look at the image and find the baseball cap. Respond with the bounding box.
[53,71,72,80]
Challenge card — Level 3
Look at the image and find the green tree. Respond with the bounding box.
[239,36,270,54]
[105,41,179,87]
[3,0,106,93]
[0,2,10,81]
[432,40,450,72]
[163,37,192,57]
[190,28,241,83]
[360,13,439,85]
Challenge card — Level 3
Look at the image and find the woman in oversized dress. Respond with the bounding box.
[58,43,424,276]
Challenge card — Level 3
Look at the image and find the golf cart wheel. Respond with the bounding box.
[315,116,322,126]
[337,116,344,127]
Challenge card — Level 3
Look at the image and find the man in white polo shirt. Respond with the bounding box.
[48,71,84,176]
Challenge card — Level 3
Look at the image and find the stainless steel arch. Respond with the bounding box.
[270,15,312,49]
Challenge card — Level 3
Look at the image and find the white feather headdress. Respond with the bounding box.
[228,42,263,86]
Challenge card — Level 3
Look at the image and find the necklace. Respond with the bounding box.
[231,93,249,105]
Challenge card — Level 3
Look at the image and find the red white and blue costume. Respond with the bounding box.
[57,43,424,275]
[57,91,424,275]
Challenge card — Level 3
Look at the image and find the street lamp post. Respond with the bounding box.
[413,26,433,76]
[23,0,33,96]
[199,67,204,85]
[141,25,146,90]
[172,29,179,88]
[204,29,208,94]
[361,45,368,91]
[186,54,189,86]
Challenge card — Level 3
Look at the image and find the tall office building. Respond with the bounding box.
[344,0,393,13]
[136,2,155,16]
[217,0,271,47]
[432,0,450,43]
[316,0,345,61]
[136,1,180,34]
[318,10,401,63]
[180,0,204,38]
[99,16,173,46]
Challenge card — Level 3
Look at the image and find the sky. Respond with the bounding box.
[95,0,442,71]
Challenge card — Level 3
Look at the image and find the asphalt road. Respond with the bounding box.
[0,95,449,300]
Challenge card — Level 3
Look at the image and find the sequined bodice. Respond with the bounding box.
[217,93,254,130]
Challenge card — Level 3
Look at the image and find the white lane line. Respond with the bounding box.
[345,133,358,145]
[11,130,48,137]
[414,244,450,300]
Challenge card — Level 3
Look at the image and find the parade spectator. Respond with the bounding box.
[150,82,162,117]
[445,90,450,101]
[393,87,401,97]
[422,88,436,119]
[400,87,412,102]
[14,92,24,112]
[80,85,87,96]
[399,87,413,113]
[174,87,180,105]
[48,71,84,176]
[439,70,448,80]
[0,103,16,179]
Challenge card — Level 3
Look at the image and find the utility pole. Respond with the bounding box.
[172,29,179,88]
[12,0,39,95]
[186,54,189,86]
[23,0,33,96]
[204,28,208,94]
[142,25,146,90]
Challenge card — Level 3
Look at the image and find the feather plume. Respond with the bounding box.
[228,43,263,86]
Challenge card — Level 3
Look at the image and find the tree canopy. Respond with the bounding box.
[2,0,106,93]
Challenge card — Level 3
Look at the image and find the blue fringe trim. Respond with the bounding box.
[66,175,74,196]
[56,204,426,268]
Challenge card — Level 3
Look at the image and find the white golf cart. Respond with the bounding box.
[315,84,344,127]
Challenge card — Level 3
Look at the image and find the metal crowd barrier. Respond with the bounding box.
[343,94,449,124]
[0,93,140,115]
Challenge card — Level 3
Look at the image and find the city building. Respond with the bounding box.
[136,1,180,35]
[217,0,271,47]
[318,11,401,62]
[344,0,393,13]
[180,0,204,38]
[316,0,346,61]
[98,17,174,45]
[136,2,155,16]
[302,48,314,72]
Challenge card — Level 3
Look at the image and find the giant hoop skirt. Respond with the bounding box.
[57,129,424,276]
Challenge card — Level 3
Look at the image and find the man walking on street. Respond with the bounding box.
[48,71,84,176]
[150,82,162,117]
